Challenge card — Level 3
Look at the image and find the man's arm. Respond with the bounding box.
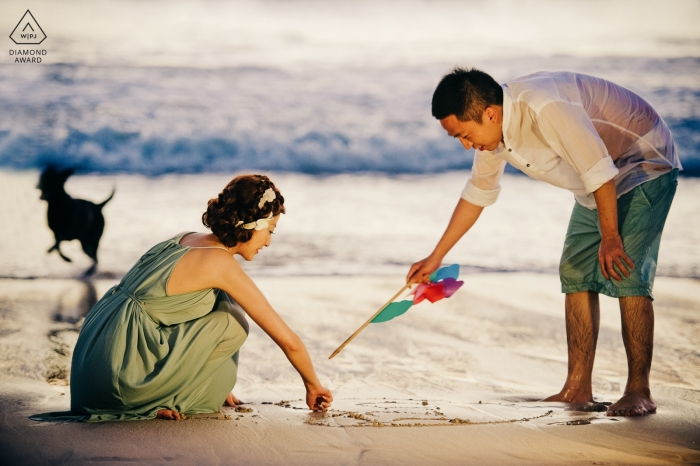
[593,179,635,281]
[406,198,484,283]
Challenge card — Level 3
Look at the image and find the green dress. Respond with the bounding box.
[31,233,249,422]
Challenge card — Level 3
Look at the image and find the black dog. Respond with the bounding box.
[37,167,115,276]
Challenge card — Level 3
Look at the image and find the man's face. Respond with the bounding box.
[439,107,503,152]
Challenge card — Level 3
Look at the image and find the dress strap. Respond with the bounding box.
[174,231,195,242]
[188,246,229,252]
[174,232,229,252]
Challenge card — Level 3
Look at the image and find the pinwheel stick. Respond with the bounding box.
[328,282,412,359]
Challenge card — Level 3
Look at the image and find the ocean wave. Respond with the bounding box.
[0,127,472,175]
[0,59,698,176]
[1,120,698,176]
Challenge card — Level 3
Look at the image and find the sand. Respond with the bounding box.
[1,273,699,465]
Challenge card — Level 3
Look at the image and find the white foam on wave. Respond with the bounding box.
[1,57,698,175]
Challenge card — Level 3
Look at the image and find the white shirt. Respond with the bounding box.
[462,72,681,209]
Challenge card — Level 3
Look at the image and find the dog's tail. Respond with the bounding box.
[98,188,116,208]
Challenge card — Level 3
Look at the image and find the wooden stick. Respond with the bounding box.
[328,282,413,359]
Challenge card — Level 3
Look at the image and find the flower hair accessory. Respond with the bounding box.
[233,188,277,230]
[258,188,276,209]
[235,213,273,231]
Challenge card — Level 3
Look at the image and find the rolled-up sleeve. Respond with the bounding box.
[461,150,507,206]
[538,101,619,193]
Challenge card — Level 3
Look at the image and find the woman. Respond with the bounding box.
[35,174,332,421]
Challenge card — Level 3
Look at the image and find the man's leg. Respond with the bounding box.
[544,291,600,403]
[607,295,656,416]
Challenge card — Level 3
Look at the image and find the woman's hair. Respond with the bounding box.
[431,67,503,123]
[202,174,285,247]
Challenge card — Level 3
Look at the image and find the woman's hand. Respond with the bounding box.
[306,385,333,411]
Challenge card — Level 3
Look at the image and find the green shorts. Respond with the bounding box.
[559,169,678,299]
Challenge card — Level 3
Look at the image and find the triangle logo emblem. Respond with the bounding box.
[10,10,47,45]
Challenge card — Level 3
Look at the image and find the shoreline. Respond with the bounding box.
[3,170,700,280]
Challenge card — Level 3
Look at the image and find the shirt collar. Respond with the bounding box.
[501,84,512,148]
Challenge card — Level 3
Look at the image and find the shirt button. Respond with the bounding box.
[508,149,512,152]
[526,164,530,167]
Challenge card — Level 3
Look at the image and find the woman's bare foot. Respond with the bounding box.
[607,392,656,416]
[224,392,244,407]
[156,409,184,420]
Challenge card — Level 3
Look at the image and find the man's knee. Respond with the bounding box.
[618,295,654,312]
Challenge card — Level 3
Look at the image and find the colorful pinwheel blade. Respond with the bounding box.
[424,285,447,303]
[414,283,446,304]
[412,283,427,303]
[429,264,460,282]
[441,277,464,297]
[371,300,414,323]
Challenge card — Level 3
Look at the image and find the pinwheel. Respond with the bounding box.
[329,265,464,359]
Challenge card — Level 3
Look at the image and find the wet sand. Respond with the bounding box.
[1,273,699,465]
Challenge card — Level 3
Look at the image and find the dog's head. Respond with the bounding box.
[37,166,75,200]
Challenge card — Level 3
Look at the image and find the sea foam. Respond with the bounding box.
[1,57,698,176]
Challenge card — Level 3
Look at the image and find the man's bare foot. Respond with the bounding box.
[607,392,656,416]
[156,409,184,420]
[543,388,593,403]
[224,392,243,407]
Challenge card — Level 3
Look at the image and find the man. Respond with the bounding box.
[407,68,681,416]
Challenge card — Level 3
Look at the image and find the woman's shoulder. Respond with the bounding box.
[176,232,229,251]
[166,235,239,296]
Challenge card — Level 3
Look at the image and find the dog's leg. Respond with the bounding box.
[80,240,99,276]
[53,243,72,262]
[82,263,97,277]
[80,211,105,277]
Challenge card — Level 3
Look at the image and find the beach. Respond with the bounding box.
[2,0,700,463]
[1,170,699,465]
[0,171,700,465]
[1,273,699,465]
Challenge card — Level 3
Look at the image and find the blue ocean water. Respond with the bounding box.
[2,0,699,280]
[1,56,698,176]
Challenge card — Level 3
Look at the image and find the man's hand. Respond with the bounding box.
[592,179,635,282]
[407,256,442,284]
[598,233,634,281]
[406,199,483,285]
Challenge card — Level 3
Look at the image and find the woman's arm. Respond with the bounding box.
[406,198,484,283]
[176,250,332,410]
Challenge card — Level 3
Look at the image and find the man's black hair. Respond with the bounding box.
[431,67,503,122]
